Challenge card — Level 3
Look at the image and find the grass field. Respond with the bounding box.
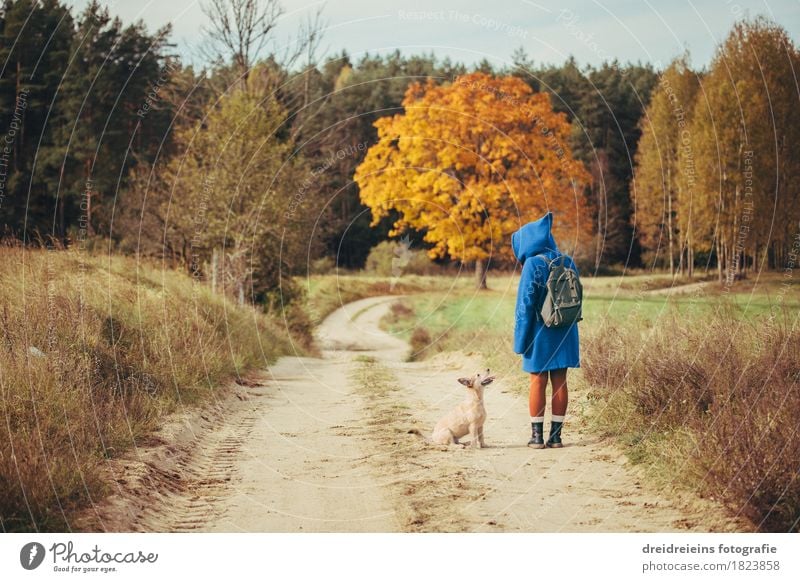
[380,271,800,354]
[0,248,301,532]
[374,270,800,531]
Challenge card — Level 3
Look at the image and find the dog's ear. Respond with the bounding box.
[480,376,496,386]
[458,377,473,387]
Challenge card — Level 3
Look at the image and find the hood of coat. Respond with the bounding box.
[511,212,559,263]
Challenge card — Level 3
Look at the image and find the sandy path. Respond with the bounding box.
[394,357,733,532]
[90,295,741,532]
[202,357,400,532]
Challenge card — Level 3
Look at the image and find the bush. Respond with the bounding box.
[391,302,414,318]
[263,278,314,350]
[365,240,440,277]
[409,327,433,360]
[309,256,336,275]
[584,309,800,531]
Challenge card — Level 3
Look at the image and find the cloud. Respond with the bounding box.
[66,0,800,69]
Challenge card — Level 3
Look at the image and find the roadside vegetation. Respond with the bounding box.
[0,248,301,532]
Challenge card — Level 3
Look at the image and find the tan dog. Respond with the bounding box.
[430,369,495,448]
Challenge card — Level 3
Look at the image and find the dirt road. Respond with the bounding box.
[90,296,742,532]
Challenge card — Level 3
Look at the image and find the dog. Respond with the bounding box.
[429,369,495,448]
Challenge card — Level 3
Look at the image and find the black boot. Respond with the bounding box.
[547,421,563,448]
[528,422,545,449]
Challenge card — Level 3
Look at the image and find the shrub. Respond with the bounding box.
[409,327,433,360]
[583,309,800,531]
[391,302,414,318]
[309,256,336,275]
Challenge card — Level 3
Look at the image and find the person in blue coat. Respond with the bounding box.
[511,211,580,449]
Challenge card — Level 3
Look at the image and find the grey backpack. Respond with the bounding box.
[539,255,583,328]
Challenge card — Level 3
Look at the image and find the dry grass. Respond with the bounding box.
[583,308,800,531]
[0,248,300,532]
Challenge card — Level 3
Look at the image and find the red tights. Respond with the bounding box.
[529,368,568,418]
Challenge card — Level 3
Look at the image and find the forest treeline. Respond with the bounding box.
[1,0,798,304]
[634,22,800,279]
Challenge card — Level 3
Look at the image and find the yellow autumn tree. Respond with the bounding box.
[633,56,700,276]
[354,72,592,288]
[691,18,800,281]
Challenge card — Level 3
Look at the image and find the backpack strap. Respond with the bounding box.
[540,251,565,269]
[533,252,560,322]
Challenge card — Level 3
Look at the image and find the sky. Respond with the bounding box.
[66,0,800,70]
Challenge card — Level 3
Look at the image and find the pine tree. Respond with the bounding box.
[0,0,73,238]
[45,0,174,240]
[574,63,658,267]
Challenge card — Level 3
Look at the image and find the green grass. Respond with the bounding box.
[382,272,800,343]
[0,248,302,532]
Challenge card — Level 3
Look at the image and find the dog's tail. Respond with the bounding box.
[409,428,450,448]
[408,428,433,444]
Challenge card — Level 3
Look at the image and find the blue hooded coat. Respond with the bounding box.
[512,212,581,373]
